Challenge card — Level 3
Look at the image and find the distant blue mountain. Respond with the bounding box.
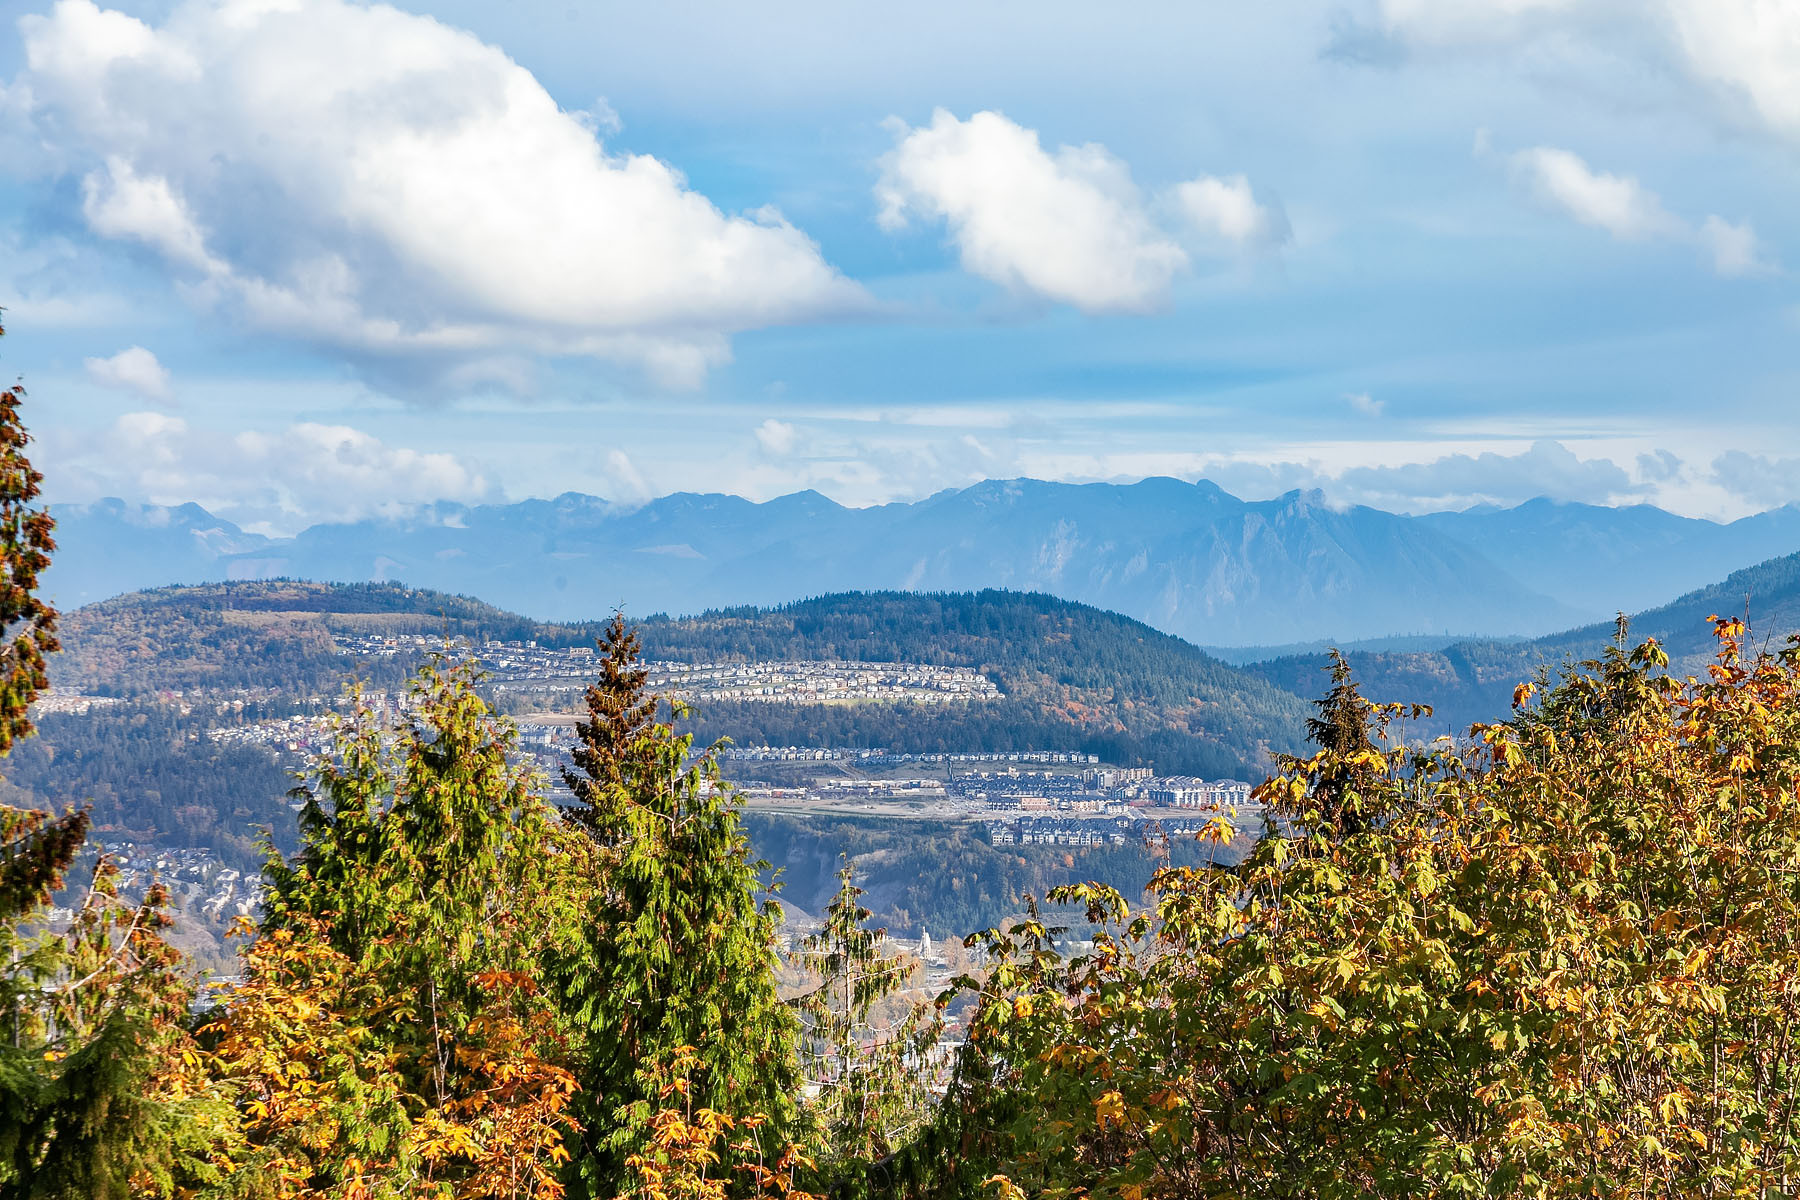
[43,478,1800,646]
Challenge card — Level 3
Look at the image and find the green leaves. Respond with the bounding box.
[549,622,801,1194]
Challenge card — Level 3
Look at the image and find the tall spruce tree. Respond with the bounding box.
[551,618,800,1196]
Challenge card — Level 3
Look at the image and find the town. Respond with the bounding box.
[333,633,1003,707]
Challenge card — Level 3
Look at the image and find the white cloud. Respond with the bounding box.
[1375,0,1800,145]
[598,449,652,507]
[11,0,864,387]
[1500,144,1774,276]
[1173,174,1290,249]
[1665,0,1800,140]
[84,345,171,401]
[1509,146,1680,240]
[876,109,1191,312]
[754,418,799,456]
[1698,215,1776,277]
[1712,449,1800,508]
[1345,392,1384,417]
[49,411,490,532]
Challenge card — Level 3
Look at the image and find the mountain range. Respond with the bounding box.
[45,479,1800,646]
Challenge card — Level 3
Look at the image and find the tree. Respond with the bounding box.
[0,311,57,759]
[563,614,658,842]
[550,620,800,1197]
[926,619,1800,1198]
[1268,647,1413,840]
[216,661,579,1198]
[795,861,936,1188]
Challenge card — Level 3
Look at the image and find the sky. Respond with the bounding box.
[2,0,1799,535]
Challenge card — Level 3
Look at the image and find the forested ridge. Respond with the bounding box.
[1251,548,1800,731]
[50,581,1310,777]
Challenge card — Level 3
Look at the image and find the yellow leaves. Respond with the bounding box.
[982,1176,1027,1200]
[1094,1089,1126,1130]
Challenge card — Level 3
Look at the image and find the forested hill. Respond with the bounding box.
[1250,549,1800,734]
[49,581,1311,778]
[50,580,597,697]
[646,591,1312,777]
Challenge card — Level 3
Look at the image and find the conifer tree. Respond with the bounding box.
[228,660,578,1197]
[550,619,800,1196]
[563,613,658,841]
[1280,648,1384,837]
[796,861,935,1186]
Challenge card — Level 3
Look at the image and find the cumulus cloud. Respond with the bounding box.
[1373,0,1800,145]
[1712,450,1800,508]
[49,411,490,532]
[1328,439,1641,510]
[877,110,1188,312]
[1500,144,1774,275]
[1636,448,1684,482]
[1698,215,1776,277]
[1345,391,1385,417]
[876,110,1281,311]
[83,345,170,401]
[754,418,799,456]
[597,449,652,508]
[1172,174,1290,250]
[10,0,864,387]
[1198,439,1641,512]
[1664,0,1800,140]
[1509,146,1680,240]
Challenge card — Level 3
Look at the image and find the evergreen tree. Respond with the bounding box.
[0,314,57,759]
[563,613,658,842]
[551,620,800,1196]
[226,660,578,1197]
[795,861,935,1190]
[1276,648,1392,838]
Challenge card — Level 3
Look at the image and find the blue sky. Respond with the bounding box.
[2,0,1798,533]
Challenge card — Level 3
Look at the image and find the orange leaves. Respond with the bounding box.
[206,913,580,1200]
[618,1046,815,1200]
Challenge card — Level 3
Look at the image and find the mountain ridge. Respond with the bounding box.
[43,477,1800,646]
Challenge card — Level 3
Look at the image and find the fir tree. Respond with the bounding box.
[563,613,659,842]
[796,860,936,1190]
[0,313,57,760]
[1287,648,1382,836]
[550,619,800,1196]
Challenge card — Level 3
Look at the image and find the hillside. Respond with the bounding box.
[50,580,592,697]
[49,581,1310,778]
[1251,550,1800,733]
